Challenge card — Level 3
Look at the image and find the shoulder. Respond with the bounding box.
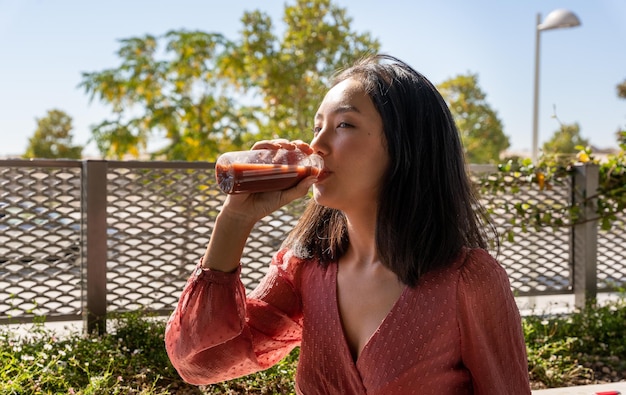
[458,248,508,281]
[456,248,515,303]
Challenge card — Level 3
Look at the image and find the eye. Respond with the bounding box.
[337,122,352,129]
[312,126,322,136]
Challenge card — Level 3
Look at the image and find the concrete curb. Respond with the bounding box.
[533,382,626,394]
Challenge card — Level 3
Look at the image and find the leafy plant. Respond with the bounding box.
[0,312,178,394]
[478,139,626,234]
[525,333,593,388]
[524,294,626,388]
[2,297,626,393]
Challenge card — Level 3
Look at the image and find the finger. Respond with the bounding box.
[250,140,277,150]
[293,140,313,154]
[251,139,291,151]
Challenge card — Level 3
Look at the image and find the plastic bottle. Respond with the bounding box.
[215,148,323,194]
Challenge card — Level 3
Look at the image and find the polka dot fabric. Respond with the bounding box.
[165,248,531,394]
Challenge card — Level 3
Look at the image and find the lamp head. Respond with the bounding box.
[538,9,581,31]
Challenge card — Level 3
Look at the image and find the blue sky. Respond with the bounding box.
[0,0,624,158]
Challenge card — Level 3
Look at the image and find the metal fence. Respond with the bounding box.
[1,159,624,332]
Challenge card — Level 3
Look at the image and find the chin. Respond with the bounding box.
[311,185,341,210]
[312,185,331,205]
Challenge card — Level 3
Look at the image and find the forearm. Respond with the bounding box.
[202,209,256,272]
[165,264,251,385]
[166,250,304,385]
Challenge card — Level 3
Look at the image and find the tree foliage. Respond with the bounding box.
[23,109,83,159]
[80,0,379,160]
[542,122,589,156]
[437,73,510,164]
[617,78,626,99]
[80,31,246,161]
[478,77,626,238]
[618,78,626,145]
[479,140,626,237]
[226,0,380,143]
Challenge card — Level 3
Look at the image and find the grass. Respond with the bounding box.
[1,296,625,394]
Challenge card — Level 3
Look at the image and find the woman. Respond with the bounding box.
[165,54,531,394]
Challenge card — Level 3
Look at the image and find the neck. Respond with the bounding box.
[343,209,379,267]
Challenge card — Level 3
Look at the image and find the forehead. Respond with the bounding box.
[325,78,366,102]
[316,78,373,116]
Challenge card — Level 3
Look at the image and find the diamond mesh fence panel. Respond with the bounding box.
[597,212,626,291]
[1,160,624,324]
[478,175,573,296]
[0,162,82,322]
[104,162,307,315]
[105,164,217,315]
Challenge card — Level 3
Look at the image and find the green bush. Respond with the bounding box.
[524,296,626,388]
[0,311,299,394]
[1,297,625,394]
[0,312,177,394]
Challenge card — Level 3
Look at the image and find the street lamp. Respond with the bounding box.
[531,9,581,162]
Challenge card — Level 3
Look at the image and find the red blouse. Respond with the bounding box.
[165,248,531,394]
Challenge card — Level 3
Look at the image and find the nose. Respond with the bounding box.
[310,128,330,157]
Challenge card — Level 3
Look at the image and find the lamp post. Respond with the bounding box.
[531,9,581,162]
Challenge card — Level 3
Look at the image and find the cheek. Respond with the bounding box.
[369,147,390,183]
[371,162,391,197]
[372,167,390,194]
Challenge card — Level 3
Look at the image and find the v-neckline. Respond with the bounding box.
[331,261,409,365]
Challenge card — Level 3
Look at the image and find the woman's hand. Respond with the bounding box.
[219,139,317,227]
[203,140,317,272]
[251,139,315,155]
[221,175,316,227]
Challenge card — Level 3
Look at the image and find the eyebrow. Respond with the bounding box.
[315,104,361,121]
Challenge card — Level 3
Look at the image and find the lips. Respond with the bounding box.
[316,168,330,182]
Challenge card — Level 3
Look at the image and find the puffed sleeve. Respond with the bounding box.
[457,249,531,394]
[164,249,304,385]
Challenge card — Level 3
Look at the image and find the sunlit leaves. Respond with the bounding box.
[542,123,590,156]
[79,0,379,160]
[437,73,510,164]
[617,79,626,99]
[23,109,83,159]
[80,31,243,161]
[478,146,626,235]
[231,0,380,142]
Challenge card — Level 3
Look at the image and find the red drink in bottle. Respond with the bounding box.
[215,149,323,194]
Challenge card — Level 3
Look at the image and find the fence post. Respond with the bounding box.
[83,160,108,334]
[572,163,599,309]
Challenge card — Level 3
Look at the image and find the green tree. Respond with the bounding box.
[226,0,380,143]
[617,78,626,99]
[542,122,589,155]
[23,109,83,159]
[80,31,246,161]
[617,78,626,146]
[437,73,509,164]
[80,0,379,161]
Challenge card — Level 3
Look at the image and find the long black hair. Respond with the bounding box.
[284,54,495,287]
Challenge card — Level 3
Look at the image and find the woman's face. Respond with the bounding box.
[311,77,389,213]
